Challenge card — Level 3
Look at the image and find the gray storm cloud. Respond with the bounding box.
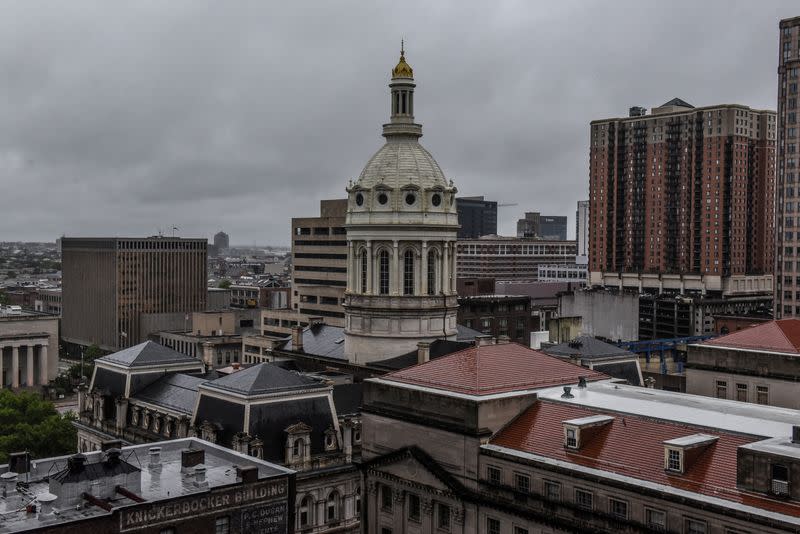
[0,0,795,244]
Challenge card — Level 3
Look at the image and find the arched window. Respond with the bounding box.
[360,250,368,293]
[299,496,312,527]
[403,250,415,295]
[293,439,304,458]
[379,250,390,295]
[326,492,339,522]
[427,250,437,295]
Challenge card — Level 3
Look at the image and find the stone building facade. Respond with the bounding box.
[0,307,58,388]
[76,341,362,533]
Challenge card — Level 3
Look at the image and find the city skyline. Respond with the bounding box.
[0,1,796,245]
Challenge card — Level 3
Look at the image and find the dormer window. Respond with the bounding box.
[772,464,790,496]
[562,415,614,450]
[666,448,682,472]
[663,434,718,475]
[565,428,578,448]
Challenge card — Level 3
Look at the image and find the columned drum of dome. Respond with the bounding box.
[344,47,459,364]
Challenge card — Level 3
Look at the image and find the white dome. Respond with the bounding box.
[356,139,448,191]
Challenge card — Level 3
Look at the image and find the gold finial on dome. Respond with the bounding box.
[391,40,413,79]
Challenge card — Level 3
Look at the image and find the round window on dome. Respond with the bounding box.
[405,193,416,206]
[431,194,442,207]
[377,193,389,205]
[355,193,364,206]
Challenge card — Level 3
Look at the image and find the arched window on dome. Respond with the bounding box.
[379,250,390,295]
[360,250,368,293]
[403,250,415,295]
[427,249,437,295]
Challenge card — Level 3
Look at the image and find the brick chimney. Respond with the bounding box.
[474,335,494,347]
[291,325,304,352]
[417,342,431,364]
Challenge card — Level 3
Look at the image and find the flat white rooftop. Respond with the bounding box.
[538,382,799,439]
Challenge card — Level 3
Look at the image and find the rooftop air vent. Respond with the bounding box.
[561,386,574,399]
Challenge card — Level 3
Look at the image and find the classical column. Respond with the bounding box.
[391,240,399,295]
[26,348,34,387]
[365,241,373,294]
[11,345,19,389]
[346,242,354,291]
[38,344,48,385]
[421,241,428,295]
[449,241,456,293]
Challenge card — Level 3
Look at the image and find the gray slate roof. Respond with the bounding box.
[281,324,346,360]
[542,336,637,361]
[202,362,326,396]
[100,341,199,368]
[133,373,206,415]
[661,97,694,108]
[456,324,484,341]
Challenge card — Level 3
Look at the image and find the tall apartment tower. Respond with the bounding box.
[775,17,800,318]
[576,200,589,257]
[61,237,208,351]
[213,231,230,251]
[456,196,498,238]
[290,199,348,325]
[589,99,776,294]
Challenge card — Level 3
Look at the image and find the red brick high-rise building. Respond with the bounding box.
[589,99,776,296]
[775,16,800,318]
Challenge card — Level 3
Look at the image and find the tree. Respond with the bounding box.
[84,344,104,362]
[218,279,232,289]
[0,390,76,462]
[0,291,8,305]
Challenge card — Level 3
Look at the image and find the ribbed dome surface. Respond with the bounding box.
[356,139,448,190]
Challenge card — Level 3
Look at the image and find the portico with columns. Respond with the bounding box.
[0,337,51,388]
[343,46,460,364]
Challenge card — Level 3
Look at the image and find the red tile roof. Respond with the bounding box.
[383,342,607,396]
[490,400,800,517]
[701,319,800,354]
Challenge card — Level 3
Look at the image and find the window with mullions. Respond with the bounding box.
[427,250,437,295]
[404,250,415,295]
[379,250,390,295]
[360,250,367,293]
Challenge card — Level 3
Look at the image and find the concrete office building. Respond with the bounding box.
[291,199,348,326]
[61,237,207,352]
[576,199,589,258]
[516,212,568,240]
[0,306,59,388]
[776,17,800,318]
[589,99,776,296]
[213,230,229,251]
[455,196,497,239]
[457,236,576,281]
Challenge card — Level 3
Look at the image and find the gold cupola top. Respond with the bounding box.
[391,41,413,79]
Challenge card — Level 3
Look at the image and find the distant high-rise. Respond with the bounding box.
[456,196,497,238]
[213,231,230,251]
[516,212,567,240]
[775,17,800,318]
[576,200,589,257]
[589,99,775,294]
[61,237,207,351]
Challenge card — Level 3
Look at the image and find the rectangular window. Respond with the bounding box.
[487,465,502,485]
[756,385,769,405]
[381,485,393,511]
[514,527,529,534]
[544,480,561,501]
[566,427,577,448]
[686,518,708,534]
[215,516,230,534]
[609,498,628,520]
[575,488,593,510]
[437,503,451,531]
[514,473,530,493]
[408,493,420,521]
[736,383,748,402]
[715,380,727,399]
[646,508,667,531]
[487,517,501,534]
[667,448,682,471]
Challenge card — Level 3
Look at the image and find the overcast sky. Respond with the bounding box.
[0,1,797,245]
